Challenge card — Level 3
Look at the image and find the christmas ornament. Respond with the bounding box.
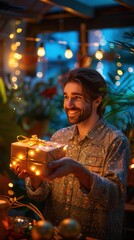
[8,216,36,239]
[31,220,54,240]
[58,218,81,239]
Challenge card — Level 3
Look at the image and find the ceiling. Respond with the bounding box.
[0,0,134,36]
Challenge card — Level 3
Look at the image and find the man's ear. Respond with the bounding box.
[94,96,102,107]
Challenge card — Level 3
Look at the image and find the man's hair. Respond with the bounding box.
[63,67,107,117]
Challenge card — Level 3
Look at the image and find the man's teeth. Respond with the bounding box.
[68,110,78,115]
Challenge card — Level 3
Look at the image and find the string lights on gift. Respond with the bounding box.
[10,135,67,177]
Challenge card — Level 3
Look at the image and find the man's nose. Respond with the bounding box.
[66,98,75,108]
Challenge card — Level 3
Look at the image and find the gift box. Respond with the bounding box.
[10,135,67,176]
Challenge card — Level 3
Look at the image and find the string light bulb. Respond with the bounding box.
[95,46,104,60]
[37,43,45,57]
[64,45,73,59]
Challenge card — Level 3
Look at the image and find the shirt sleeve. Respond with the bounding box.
[80,135,130,210]
[25,177,51,202]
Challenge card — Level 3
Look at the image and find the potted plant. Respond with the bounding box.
[8,77,64,138]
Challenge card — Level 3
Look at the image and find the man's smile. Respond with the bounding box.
[67,109,79,117]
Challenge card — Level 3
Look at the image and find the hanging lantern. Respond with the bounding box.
[37,43,45,57]
[95,48,104,60]
[64,45,73,59]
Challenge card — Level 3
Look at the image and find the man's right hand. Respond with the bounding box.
[10,165,29,179]
[10,165,43,190]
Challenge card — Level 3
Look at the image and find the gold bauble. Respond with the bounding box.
[31,220,54,240]
[58,218,81,239]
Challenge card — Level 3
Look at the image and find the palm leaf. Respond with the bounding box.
[104,72,134,136]
[110,40,134,53]
[109,31,134,53]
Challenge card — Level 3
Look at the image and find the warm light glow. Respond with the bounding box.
[16,41,21,46]
[64,46,73,59]
[9,33,15,39]
[16,97,22,102]
[12,161,17,166]
[15,70,21,75]
[8,183,14,188]
[35,148,40,152]
[117,69,123,75]
[37,43,45,57]
[12,76,17,82]
[14,62,19,67]
[63,145,68,151]
[115,75,120,81]
[130,163,134,169]
[16,28,22,33]
[14,53,22,60]
[18,154,24,160]
[13,84,18,89]
[9,58,16,66]
[39,143,43,148]
[16,20,21,25]
[0,199,7,204]
[8,190,14,196]
[37,72,43,78]
[35,170,40,176]
[9,57,18,68]
[11,43,17,51]
[117,62,122,67]
[95,50,103,60]
[29,150,35,156]
[31,166,36,171]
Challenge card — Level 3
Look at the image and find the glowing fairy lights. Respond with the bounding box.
[10,135,67,177]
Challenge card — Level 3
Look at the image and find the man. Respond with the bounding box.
[14,68,130,240]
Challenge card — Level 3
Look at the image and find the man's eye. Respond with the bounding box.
[64,96,68,100]
[64,96,82,101]
[74,96,82,100]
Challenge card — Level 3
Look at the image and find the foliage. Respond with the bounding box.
[105,31,134,140]
[104,72,134,139]
[7,78,64,131]
[109,32,134,54]
[0,102,24,173]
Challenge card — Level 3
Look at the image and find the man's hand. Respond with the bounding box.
[43,157,91,192]
[10,165,29,179]
[43,157,77,180]
[10,165,43,190]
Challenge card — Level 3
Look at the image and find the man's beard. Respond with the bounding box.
[65,104,92,125]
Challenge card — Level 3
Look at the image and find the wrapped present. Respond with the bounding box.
[10,135,67,176]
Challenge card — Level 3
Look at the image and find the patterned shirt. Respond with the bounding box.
[26,118,130,240]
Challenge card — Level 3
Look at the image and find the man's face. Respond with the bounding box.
[63,82,93,125]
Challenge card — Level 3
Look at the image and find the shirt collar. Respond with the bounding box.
[86,118,106,140]
[69,118,106,141]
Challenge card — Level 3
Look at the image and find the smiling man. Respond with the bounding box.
[13,68,130,240]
